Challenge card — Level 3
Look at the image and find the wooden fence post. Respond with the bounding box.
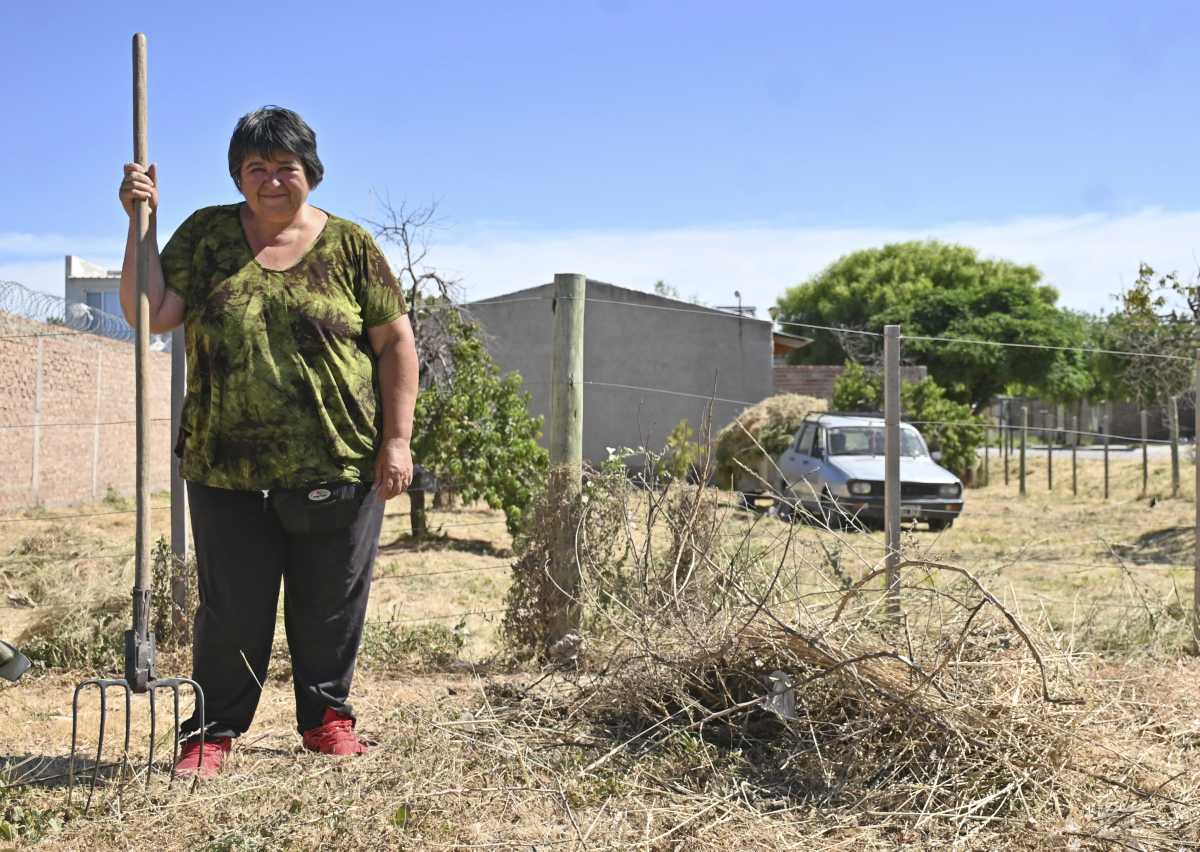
[1019,406,1027,497]
[1071,415,1078,497]
[1103,416,1110,501]
[547,273,586,647]
[983,427,990,487]
[1194,352,1200,647]
[1171,395,1181,498]
[1140,409,1149,498]
[1047,429,1053,492]
[884,325,902,621]
[170,327,189,633]
[1003,411,1010,486]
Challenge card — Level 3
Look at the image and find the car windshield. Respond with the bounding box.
[826,426,929,458]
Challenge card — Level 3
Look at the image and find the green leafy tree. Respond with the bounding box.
[776,241,1088,411]
[831,362,985,482]
[1095,264,1198,407]
[408,317,548,538]
[370,199,549,539]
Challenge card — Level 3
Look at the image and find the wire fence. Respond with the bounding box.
[1,282,1196,640]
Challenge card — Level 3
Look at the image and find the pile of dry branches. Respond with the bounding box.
[499,449,1200,845]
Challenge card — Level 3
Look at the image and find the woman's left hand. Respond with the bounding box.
[373,438,414,500]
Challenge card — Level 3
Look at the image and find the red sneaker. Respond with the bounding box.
[174,736,231,779]
[302,708,368,756]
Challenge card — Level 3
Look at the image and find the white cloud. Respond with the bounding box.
[5,208,1199,314]
[428,208,1200,316]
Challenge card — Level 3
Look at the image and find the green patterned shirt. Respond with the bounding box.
[160,204,408,490]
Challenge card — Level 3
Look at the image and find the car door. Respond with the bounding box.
[779,424,821,505]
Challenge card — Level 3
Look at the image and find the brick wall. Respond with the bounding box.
[773,364,928,402]
[0,313,172,512]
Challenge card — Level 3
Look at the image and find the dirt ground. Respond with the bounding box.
[1,455,1198,850]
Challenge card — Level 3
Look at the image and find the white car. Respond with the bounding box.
[775,413,964,531]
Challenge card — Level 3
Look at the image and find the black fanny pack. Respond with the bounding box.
[269,481,369,535]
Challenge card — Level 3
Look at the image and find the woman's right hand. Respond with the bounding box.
[119,162,158,218]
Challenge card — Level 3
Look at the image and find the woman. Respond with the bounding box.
[118,106,419,778]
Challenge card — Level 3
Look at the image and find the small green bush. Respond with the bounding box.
[359,621,465,670]
[655,419,702,482]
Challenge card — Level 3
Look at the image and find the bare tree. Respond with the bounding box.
[367,199,468,534]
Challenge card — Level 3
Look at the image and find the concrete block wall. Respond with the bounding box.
[0,313,172,512]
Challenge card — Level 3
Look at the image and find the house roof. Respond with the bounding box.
[467,279,774,327]
[772,330,812,352]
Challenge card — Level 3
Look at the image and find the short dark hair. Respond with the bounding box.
[227,106,324,191]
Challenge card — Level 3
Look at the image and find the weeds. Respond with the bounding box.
[20,596,126,672]
[150,535,196,651]
[101,486,131,512]
[359,621,466,671]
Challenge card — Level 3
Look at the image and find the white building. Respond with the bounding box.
[63,255,170,350]
[65,256,124,319]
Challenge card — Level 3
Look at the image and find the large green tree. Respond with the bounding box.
[775,241,1089,411]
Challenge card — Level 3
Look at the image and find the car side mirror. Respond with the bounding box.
[811,447,824,459]
[931,451,943,462]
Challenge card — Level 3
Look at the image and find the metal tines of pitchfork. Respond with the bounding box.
[67,33,205,811]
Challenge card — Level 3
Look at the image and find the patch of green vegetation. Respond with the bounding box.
[0,783,64,845]
[150,535,196,651]
[359,621,465,671]
[20,597,126,672]
[102,485,132,512]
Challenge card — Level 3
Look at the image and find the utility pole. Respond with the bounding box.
[547,273,586,647]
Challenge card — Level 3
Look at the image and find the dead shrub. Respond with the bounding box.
[491,442,1200,845]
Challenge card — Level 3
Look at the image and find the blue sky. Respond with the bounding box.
[3,1,1199,313]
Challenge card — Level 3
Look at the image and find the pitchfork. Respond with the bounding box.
[67,33,205,810]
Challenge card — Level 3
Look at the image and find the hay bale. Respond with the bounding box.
[714,394,826,490]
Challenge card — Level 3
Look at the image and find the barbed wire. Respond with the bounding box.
[0,280,172,349]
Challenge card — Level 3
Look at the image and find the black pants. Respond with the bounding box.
[182,482,385,740]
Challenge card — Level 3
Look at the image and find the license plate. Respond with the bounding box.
[900,506,920,519]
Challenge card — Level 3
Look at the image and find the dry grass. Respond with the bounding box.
[0,453,1198,850]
